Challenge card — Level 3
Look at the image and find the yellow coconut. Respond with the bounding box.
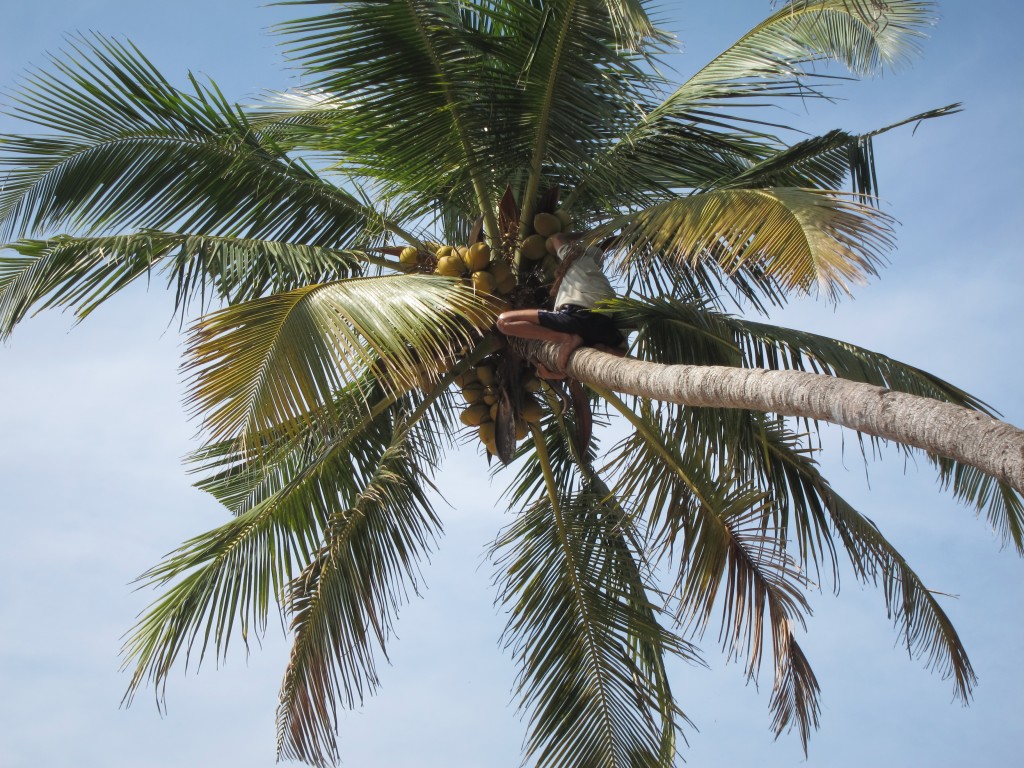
[462,383,484,404]
[465,242,491,271]
[521,396,543,423]
[489,402,500,421]
[472,270,497,294]
[460,404,490,427]
[436,254,466,277]
[399,246,420,265]
[453,368,478,388]
[533,212,562,237]
[514,418,529,440]
[489,261,512,283]
[483,386,499,406]
[436,245,455,259]
[520,234,547,261]
[496,275,517,295]
[478,421,496,445]
[476,364,496,386]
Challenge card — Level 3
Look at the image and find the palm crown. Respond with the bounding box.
[2,1,1020,766]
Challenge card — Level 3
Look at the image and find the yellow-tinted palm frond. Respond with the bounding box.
[610,188,894,300]
[184,274,497,446]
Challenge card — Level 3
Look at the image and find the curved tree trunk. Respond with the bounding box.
[520,340,1024,494]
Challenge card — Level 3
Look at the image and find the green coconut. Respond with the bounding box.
[521,234,547,261]
[533,212,562,237]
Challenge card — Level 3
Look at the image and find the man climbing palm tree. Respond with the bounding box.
[497,232,627,378]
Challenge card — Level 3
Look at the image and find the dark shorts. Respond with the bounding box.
[537,304,625,348]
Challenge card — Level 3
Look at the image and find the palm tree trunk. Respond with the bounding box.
[519,340,1024,494]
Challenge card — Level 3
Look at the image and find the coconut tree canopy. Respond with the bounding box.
[1,1,1021,766]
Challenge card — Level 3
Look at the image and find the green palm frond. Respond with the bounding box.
[562,0,940,214]
[511,0,663,234]
[672,0,934,107]
[773,437,976,702]
[600,391,821,750]
[724,106,961,199]
[493,424,695,768]
[183,274,497,445]
[276,421,443,767]
[275,0,508,229]
[0,34,372,244]
[121,383,433,708]
[934,459,1024,554]
[187,379,398,515]
[619,296,1024,554]
[0,232,366,337]
[606,188,894,301]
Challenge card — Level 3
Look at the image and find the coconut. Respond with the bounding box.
[545,236,560,255]
[460,404,490,427]
[555,209,572,229]
[399,246,419,265]
[533,212,562,237]
[496,275,517,295]
[523,376,542,393]
[475,364,496,386]
[490,261,512,283]
[465,242,491,271]
[514,418,529,440]
[472,270,497,294]
[541,254,559,278]
[520,234,547,261]
[436,245,455,259]
[436,254,466,276]
[462,383,484,404]
[478,422,496,445]
[521,396,543,423]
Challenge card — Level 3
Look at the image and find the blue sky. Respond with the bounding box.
[1,2,1022,766]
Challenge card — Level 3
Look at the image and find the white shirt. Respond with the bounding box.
[554,245,616,309]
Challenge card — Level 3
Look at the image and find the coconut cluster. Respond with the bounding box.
[395,202,573,459]
[519,209,572,283]
[455,360,545,456]
[400,241,516,308]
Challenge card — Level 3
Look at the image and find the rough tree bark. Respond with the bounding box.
[519,340,1024,494]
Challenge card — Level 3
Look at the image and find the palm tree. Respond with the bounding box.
[1,1,1021,766]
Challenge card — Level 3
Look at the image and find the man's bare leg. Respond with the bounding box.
[497,310,583,378]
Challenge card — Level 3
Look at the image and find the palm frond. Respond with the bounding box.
[0,232,366,337]
[724,105,960,201]
[121,383,443,711]
[183,274,497,445]
[512,0,663,233]
[0,34,372,244]
[671,0,935,108]
[275,421,443,767]
[493,424,696,768]
[793,449,977,701]
[934,459,1024,555]
[274,0,510,228]
[605,188,894,301]
[187,378,398,516]
[599,391,821,750]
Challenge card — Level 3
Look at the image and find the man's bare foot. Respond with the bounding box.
[557,334,584,370]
